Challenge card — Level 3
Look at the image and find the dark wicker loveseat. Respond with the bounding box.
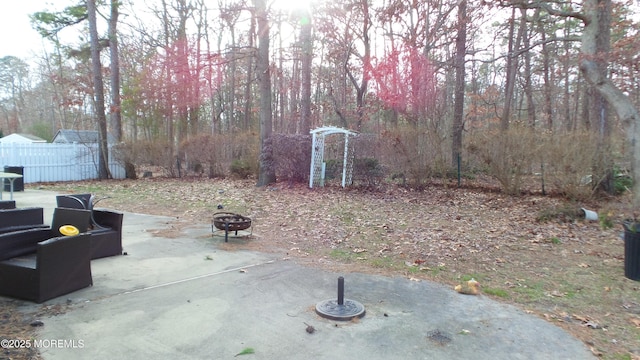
[56,195,124,259]
[0,208,93,303]
[0,200,16,209]
[0,207,48,234]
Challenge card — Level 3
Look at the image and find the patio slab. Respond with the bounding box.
[9,189,594,360]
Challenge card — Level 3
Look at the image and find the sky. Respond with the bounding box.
[0,0,310,62]
[1,1,639,62]
[0,1,53,59]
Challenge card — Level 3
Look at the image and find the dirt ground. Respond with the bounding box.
[3,176,640,360]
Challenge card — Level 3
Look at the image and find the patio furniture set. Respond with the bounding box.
[0,194,123,303]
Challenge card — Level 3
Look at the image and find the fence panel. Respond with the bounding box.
[0,143,125,183]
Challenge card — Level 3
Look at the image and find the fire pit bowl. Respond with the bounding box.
[213,212,252,232]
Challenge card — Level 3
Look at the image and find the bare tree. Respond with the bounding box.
[0,56,29,133]
[507,0,640,207]
[316,0,372,130]
[300,10,313,135]
[109,0,122,143]
[521,8,536,127]
[244,6,256,132]
[255,0,276,186]
[452,0,467,167]
[88,0,110,179]
[500,8,525,130]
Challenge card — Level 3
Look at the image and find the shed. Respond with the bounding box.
[0,133,47,144]
[52,130,115,144]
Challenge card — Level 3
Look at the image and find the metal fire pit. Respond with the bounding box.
[211,212,252,242]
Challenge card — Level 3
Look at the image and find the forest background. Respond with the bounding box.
[0,0,640,202]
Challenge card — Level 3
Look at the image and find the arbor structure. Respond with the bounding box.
[309,126,357,188]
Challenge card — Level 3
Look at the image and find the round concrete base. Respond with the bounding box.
[315,299,365,321]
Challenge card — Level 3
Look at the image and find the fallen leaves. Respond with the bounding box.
[377,246,391,254]
[455,279,480,295]
[45,177,634,357]
[589,346,603,357]
[583,321,601,329]
[573,314,602,329]
[234,347,255,357]
[549,290,566,297]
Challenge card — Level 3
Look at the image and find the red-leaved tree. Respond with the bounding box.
[370,44,438,125]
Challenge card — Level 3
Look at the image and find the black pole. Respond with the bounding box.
[541,163,546,195]
[337,276,344,305]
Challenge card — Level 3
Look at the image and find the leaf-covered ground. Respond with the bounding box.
[4,177,640,359]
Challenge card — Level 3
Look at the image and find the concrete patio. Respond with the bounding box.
[8,189,594,359]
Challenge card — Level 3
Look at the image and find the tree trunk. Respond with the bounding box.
[501,8,525,130]
[591,0,614,194]
[356,0,370,131]
[537,11,554,130]
[521,8,535,127]
[244,11,255,131]
[300,11,312,135]
[277,20,286,133]
[580,0,640,208]
[87,0,109,179]
[160,0,175,171]
[228,22,237,132]
[176,0,190,148]
[289,42,300,133]
[343,0,370,131]
[109,0,122,142]
[451,0,466,168]
[562,19,571,131]
[255,0,276,186]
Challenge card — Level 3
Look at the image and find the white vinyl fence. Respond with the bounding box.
[0,143,125,183]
